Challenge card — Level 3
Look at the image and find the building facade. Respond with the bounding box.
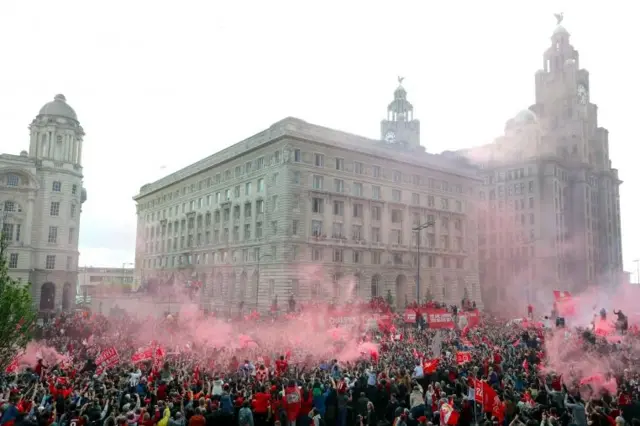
[452,20,623,311]
[134,84,482,312]
[77,266,136,301]
[0,94,87,312]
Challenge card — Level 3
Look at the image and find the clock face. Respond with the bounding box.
[385,130,396,143]
[577,84,588,105]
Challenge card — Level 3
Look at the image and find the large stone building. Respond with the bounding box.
[450,19,623,310]
[1,94,87,311]
[77,265,135,302]
[134,84,482,312]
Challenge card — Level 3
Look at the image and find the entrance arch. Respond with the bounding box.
[62,282,73,311]
[395,275,407,309]
[40,282,55,311]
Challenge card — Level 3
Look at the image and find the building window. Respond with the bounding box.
[256,200,264,214]
[372,252,381,265]
[353,182,363,197]
[45,255,56,269]
[334,179,344,193]
[335,158,344,171]
[353,251,362,263]
[312,249,322,261]
[257,178,264,192]
[256,222,263,238]
[48,226,58,244]
[393,171,402,183]
[391,209,403,223]
[392,189,401,202]
[333,201,344,216]
[6,174,19,186]
[50,202,60,216]
[294,149,301,162]
[371,206,381,221]
[52,181,61,192]
[311,220,323,236]
[312,198,324,214]
[354,162,364,174]
[293,171,301,184]
[292,220,299,235]
[2,223,13,240]
[373,166,381,178]
[353,203,363,218]
[412,193,420,205]
[312,175,323,190]
[71,183,77,194]
[70,204,76,218]
[314,154,324,167]
[9,253,18,268]
[333,249,343,263]
[372,186,381,200]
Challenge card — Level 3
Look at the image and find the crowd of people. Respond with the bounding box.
[1,298,639,426]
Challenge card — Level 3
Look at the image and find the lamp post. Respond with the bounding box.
[412,221,435,303]
[634,259,640,285]
[255,253,272,311]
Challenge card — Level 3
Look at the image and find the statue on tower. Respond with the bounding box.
[397,76,405,85]
[554,12,564,25]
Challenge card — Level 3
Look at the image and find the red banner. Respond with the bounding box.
[459,310,480,328]
[131,347,154,363]
[424,309,455,329]
[404,309,417,323]
[96,347,119,374]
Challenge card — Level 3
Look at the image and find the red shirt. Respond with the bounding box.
[275,360,288,376]
[284,386,301,421]
[252,392,270,414]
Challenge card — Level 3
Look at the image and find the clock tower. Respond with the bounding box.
[380,77,422,151]
[532,15,602,167]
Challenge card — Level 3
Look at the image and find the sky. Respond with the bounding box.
[0,1,638,279]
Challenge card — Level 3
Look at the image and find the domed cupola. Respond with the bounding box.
[513,109,538,125]
[38,94,78,121]
[28,94,85,165]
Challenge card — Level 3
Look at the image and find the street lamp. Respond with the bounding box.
[412,221,435,303]
[255,253,272,311]
[634,259,640,285]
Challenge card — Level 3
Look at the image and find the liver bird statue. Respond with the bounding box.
[554,12,564,25]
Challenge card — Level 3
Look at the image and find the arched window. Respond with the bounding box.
[371,275,381,298]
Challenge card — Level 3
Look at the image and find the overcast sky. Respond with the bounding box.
[1,1,638,279]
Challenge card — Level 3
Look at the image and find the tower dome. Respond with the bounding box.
[513,109,538,125]
[38,94,78,121]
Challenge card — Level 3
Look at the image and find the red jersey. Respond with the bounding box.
[275,359,288,376]
[284,386,301,421]
[252,392,270,414]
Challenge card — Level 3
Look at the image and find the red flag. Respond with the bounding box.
[456,351,471,364]
[95,347,119,375]
[553,290,576,316]
[522,359,529,372]
[423,358,440,374]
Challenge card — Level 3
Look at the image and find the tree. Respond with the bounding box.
[385,289,394,308]
[0,231,36,371]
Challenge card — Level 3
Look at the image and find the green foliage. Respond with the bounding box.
[0,232,36,370]
[385,288,394,307]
